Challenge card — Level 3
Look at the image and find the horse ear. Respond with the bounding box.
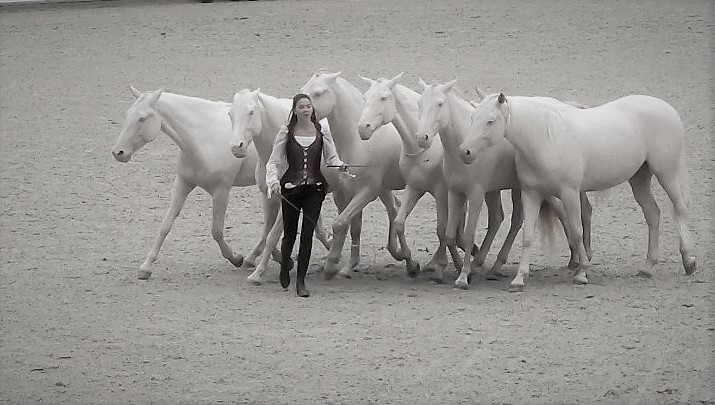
[475,87,487,102]
[418,78,429,91]
[326,71,342,81]
[146,89,163,106]
[359,75,376,85]
[498,92,507,104]
[443,79,458,92]
[252,88,261,97]
[387,72,404,88]
[129,84,142,99]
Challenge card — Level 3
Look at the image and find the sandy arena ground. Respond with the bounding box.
[1,0,713,404]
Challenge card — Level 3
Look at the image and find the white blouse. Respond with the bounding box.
[265,125,345,193]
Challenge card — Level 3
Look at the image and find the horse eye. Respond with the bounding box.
[487,119,495,125]
[138,116,147,122]
[248,110,254,115]
[380,96,388,101]
[438,102,444,107]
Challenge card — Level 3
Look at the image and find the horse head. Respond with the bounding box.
[229,89,262,159]
[460,92,508,165]
[299,69,342,121]
[112,85,163,163]
[358,72,403,140]
[416,78,457,149]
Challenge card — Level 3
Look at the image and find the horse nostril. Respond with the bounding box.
[238,142,244,148]
[115,150,124,157]
[423,135,428,141]
[466,149,471,156]
[365,123,371,128]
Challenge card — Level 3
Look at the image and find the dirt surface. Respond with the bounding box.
[1,1,713,404]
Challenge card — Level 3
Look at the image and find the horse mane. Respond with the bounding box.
[508,96,568,142]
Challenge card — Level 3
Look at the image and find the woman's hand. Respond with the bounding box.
[338,164,349,173]
[267,183,281,199]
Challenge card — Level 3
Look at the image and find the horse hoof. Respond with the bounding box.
[230,254,244,268]
[636,270,653,279]
[137,269,152,280]
[406,262,420,278]
[338,269,352,279]
[323,268,338,281]
[453,279,469,290]
[508,283,525,293]
[246,275,262,285]
[429,274,444,284]
[573,275,589,285]
[684,259,696,275]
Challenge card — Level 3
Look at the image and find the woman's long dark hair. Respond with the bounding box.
[286,93,322,135]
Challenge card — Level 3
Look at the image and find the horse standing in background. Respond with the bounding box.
[415,79,594,289]
[460,92,696,291]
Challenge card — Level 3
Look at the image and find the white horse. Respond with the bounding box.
[299,70,419,278]
[112,87,262,280]
[228,89,332,284]
[461,92,696,291]
[415,79,593,289]
[358,73,512,282]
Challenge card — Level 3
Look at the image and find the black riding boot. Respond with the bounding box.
[296,266,310,298]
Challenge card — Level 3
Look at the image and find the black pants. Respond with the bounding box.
[280,184,327,280]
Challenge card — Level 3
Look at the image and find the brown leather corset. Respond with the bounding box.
[280,130,327,187]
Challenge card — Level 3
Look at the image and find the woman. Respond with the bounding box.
[266,93,347,297]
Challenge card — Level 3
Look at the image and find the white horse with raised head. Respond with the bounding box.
[300,70,419,278]
[228,88,332,284]
[358,73,510,282]
[415,79,594,289]
[461,92,696,291]
[112,86,263,280]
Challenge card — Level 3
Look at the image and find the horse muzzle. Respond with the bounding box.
[459,147,476,164]
[112,149,131,163]
[230,143,247,158]
[358,123,375,140]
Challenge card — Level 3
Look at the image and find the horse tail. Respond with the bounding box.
[537,199,560,263]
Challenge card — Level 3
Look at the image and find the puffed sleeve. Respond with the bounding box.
[321,126,345,168]
[266,125,289,192]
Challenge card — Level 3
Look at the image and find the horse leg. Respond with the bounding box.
[580,192,593,261]
[488,188,523,280]
[246,212,284,285]
[314,213,333,251]
[652,166,696,275]
[559,188,591,285]
[628,166,660,278]
[380,189,420,277]
[543,196,580,269]
[210,186,244,268]
[391,185,425,277]
[424,185,450,276]
[473,191,502,267]
[434,190,466,283]
[345,210,363,276]
[509,190,542,292]
[244,192,280,267]
[138,176,195,280]
[324,189,375,280]
[454,187,486,289]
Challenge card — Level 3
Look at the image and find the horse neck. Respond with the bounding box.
[392,85,422,155]
[257,93,289,161]
[156,93,215,161]
[504,97,555,168]
[439,92,472,157]
[326,78,364,155]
